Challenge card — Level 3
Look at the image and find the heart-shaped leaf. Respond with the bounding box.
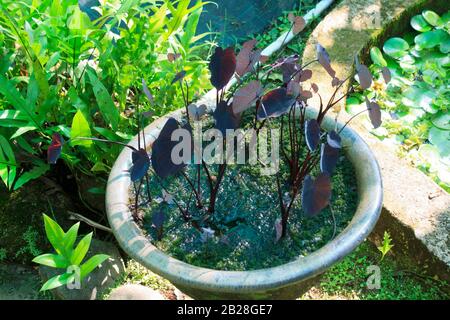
[236,39,257,77]
[287,80,300,97]
[48,133,63,164]
[381,67,391,84]
[331,77,341,87]
[167,53,181,62]
[214,101,241,136]
[305,119,321,151]
[301,173,331,217]
[316,44,335,78]
[355,57,373,90]
[278,55,300,83]
[320,142,339,175]
[257,88,296,120]
[187,103,207,121]
[130,148,150,182]
[327,130,342,149]
[171,70,187,84]
[209,47,236,90]
[292,15,306,35]
[232,80,263,114]
[365,97,382,128]
[298,69,312,82]
[152,211,165,229]
[151,118,186,178]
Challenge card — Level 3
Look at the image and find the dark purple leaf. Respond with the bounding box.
[305,119,320,151]
[356,63,373,90]
[286,80,300,97]
[281,63,300,84]
[365,98,382,128]
[382,67,391,83]
[171,70,186,85]
[232,80,263,114]
[331,77,340,87]
[302,173,332,217]
[130,148,150,182]
[47,133,63,164]
[316,44,335,78]
[142,111,154,118]
[214,101,241,136]
[257,88,296,120]
[236,39,257,77]
[288,14,306,35]
[327,130,342,149]
[209,47,236,90]
[167,53,181,62]
[298,69,312,82]
[142,79,154,105]
[151,118,186,178]
[275,218,283,243]
[187,103,207,121]
[320,142,339,175]
[311,83,319,93]
[276,55,299,83]
[152,211,165,229]
[298,89,313,102]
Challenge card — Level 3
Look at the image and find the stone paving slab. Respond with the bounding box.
[300,0,449,280]
[0,264,43,300]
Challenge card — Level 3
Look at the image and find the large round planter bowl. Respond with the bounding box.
[106,107,383,300]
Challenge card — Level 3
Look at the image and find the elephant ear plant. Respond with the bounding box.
[49,14,389,244]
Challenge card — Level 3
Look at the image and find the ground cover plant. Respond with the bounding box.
[347,9,450,192]
[0,0,210,195]
[50,10,390,270]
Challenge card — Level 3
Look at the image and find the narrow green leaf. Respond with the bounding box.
[13,162,49,190]
[0,74,42,126]
[10,126,37,139]
[71,232,92,265]
[43,214,66,255]
[80,254,109,280]
[62,222,80,257]
[40,272,75,291]
[0,134,16,189]
[32,253,68,268]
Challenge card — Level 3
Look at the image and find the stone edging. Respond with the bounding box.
[300,0,450,281]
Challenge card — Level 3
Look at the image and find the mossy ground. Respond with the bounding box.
[106,240,448,300]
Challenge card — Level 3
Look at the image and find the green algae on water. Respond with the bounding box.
[131,145,358,271]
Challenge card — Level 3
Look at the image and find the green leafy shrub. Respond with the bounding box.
[347,10,450,192]
[0,0,210,190]
[32,214,109,291]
